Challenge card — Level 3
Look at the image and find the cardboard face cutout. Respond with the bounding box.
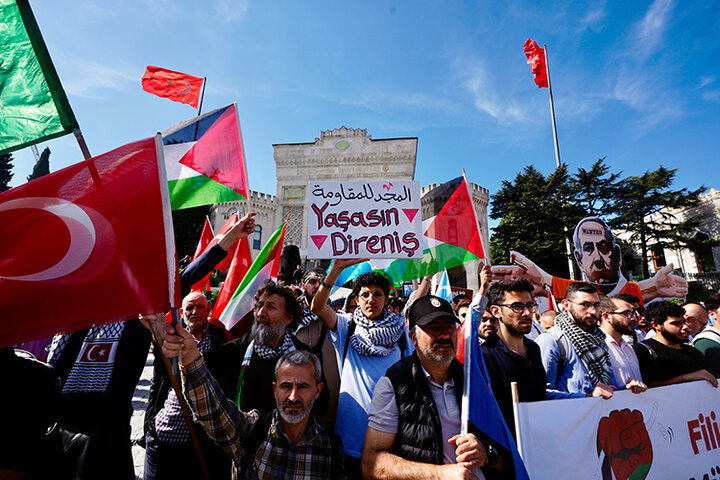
[573,217,623,286]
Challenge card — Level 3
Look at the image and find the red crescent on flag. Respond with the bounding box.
[86,344,104,361]
[0,197,98,281]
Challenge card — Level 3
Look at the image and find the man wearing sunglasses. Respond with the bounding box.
[598,296,647,394]
[536,282,617,399]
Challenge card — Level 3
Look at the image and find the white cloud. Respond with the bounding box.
[698,75,715,88]
[578,4,608,32]
[633,0,674,60]
[214,0,250,23]
[59,58,138,100]
[703,90,720,103]
[458,63,533,125]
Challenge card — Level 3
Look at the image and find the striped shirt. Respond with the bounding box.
[182,356,345,480]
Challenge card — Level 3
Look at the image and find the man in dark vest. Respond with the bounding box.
[362,295,506,480]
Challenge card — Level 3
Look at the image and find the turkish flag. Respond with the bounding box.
[0,137,176,348]
[190,216,215,292]
[141,66,203,108]
[523,39,548,88]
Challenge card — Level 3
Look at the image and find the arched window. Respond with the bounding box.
[253,225,262,250]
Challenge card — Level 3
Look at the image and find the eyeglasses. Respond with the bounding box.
[567,300,601,310]
[496,302,538,314]
[606,310,638,318]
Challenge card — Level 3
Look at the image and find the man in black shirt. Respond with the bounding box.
[482,279,546,437]
[633,301,718,388]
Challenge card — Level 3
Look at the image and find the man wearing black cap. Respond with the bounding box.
[361,295,505,480]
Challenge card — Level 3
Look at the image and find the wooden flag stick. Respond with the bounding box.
[147,316,211,480]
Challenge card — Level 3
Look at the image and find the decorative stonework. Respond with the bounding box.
[282,207,303,246]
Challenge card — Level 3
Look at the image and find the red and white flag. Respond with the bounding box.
[210,235,252,337]
[523,39,548,88]
[142,66,203,108]
[0,137,177,348]
[190,216,215,293]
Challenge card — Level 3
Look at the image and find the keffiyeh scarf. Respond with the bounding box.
[349,307,405,357]
[555,311,613,386]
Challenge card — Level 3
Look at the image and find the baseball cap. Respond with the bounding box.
[408,295,459,329]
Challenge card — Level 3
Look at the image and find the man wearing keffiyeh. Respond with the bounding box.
[312,259,414,480]
[536,282,618,399]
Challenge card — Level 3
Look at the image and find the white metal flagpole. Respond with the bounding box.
[544,44,576,280]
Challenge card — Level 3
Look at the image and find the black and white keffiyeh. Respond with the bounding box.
[53,321,126,394]
[295,298,318,331]
[253,331,296,359]
[349,307,406,357]
[555,311,613,386]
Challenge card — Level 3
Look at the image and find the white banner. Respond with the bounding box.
[307,181,422,259]
[515,381,720,480]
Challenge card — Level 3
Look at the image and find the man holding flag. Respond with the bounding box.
[361,294,506,479]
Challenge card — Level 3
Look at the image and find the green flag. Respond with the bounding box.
[0,0,79,155]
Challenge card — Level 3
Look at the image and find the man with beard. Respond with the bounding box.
[536,282,617,399]
[482,280,546,436]
[159,323,346,480]
[598,296,647,394]
[312,259,414,479]
[362,295,506,480]
[633,301,718,388]
[143,292,231,480]
[293,268,341,430]
[201,283,328,418]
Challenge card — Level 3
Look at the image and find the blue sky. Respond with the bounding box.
[9,0,720,231]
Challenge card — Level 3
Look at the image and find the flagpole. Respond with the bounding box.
[461,306,473,435]
[544,44,576,280]
[73,128,92,160]
[151,133,210,479]
[197,77,207,117]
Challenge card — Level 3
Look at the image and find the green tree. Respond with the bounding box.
[172,205,211,262]
[610,166,705,278]
[27,147,50,181]
[568,157,621,218]
[0,152,13,192]
[490,165,575,278]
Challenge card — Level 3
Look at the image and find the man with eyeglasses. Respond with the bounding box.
[482,279,547,436]
[598,295,647,394]
[536,282,617,399]
[312,259,414,479]
[294,267,341,430]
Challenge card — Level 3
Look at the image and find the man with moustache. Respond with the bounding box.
[159,326,346,479]
[598,295,647,394]
[312,260,414,478]
[293,268,341,430]
[362,296,505,480]
[201,283,328,417]
[682,302,709,341]
[482,280,546,436]
[633,301,718,388]
[536,282,617,399]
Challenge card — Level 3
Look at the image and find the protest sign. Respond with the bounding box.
[515,381,720,480]
[307,180,422,259]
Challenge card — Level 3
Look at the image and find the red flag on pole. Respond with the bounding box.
[0,137,177,348]
[210,236,252,335]
[142,66,204,108]
[190,216,215,293]
[523,39,548,88]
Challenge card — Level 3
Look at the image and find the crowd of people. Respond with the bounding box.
[3,212,720,480]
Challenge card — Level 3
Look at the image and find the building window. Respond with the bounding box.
[693,232,716,273]
[253,225,262,250]
[651,245,667,270]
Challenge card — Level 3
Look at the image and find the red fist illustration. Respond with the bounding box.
[597,409,653,480]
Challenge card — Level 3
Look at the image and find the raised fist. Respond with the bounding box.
[597,409,653,480]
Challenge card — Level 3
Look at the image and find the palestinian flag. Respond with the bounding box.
[162,104,248,210]
[217,221,286,333]
[331,176,484,288]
